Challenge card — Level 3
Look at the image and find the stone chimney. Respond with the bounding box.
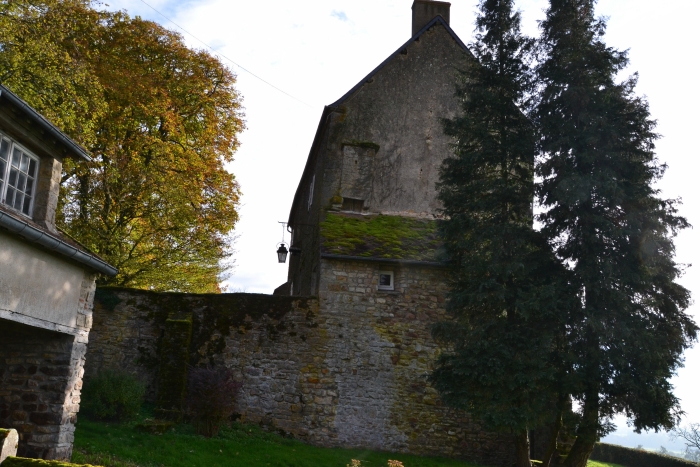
[412,0,451,36]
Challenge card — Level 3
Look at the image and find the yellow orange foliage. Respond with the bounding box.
[0,0,244,292]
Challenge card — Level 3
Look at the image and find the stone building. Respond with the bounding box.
[80,2,514,465]
[274,1,514,463]
[282,0,467,296]
[0,84,117,460]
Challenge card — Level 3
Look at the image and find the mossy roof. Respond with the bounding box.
[320,213,443,262]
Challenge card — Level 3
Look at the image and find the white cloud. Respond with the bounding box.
[331,10,349,22]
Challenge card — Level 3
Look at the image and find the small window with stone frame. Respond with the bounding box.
[378,270,394,291]
[0,134,40,217]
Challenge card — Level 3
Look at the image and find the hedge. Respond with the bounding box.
[590,442,697,467]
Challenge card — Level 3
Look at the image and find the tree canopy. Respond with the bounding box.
[535,0,698,465]
[0,0,244,292]
[431,2,572,466]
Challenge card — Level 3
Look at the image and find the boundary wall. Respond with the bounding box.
[85,277,513,466]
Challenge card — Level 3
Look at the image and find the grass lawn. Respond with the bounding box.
[71,417,623,467]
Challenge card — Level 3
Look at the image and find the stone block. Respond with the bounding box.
[0,428,19,464]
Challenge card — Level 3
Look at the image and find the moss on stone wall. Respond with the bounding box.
[93,288,121,312]
[320,213,441,261]
[187,294,315,366]
[1,458,100,467]
[0,429,11,439]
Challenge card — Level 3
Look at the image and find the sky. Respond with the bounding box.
[100,0,699,454]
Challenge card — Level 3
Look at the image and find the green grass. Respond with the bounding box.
[71,416,623,467]
[587,462,625,467]
[72,418,479,467]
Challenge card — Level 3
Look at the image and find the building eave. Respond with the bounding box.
[0,208,117,276]
[287,105,336,225]
[0,84,92,162]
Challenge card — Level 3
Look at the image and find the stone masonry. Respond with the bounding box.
[85,261,514,466]
[0,321,86,460]
[0,270,96,460]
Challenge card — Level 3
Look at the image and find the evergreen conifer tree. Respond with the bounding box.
[536,1,698,466]
[431,2,570,466]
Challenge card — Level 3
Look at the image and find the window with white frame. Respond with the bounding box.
[378,270,394,291]
[0,135,39,217]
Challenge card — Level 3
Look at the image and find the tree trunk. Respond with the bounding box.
[562,400,598,467]
[515,429,532,467]
[542,407,563,467]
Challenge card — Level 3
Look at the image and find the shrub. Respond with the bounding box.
[590,443,697,467]
[81,370,145,422]
[186,367,242,437]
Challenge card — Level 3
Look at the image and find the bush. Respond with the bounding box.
[186,367,242,437]
[81,370,145,421]
[590,443,697,467]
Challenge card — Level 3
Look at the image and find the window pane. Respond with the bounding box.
[22,196,31,215]
[0,139,38,216]
[19,154,29,172]
[379,274,392,286]
[17,173,26,192]
[11,148,20,166]
[0,139,9,162]
[13,191,23,210]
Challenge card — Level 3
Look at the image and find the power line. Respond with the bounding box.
[137,0,314,108]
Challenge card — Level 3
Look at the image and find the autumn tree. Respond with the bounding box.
[431,2,572,466]
[535,1,698,466]
[0,0,244,292]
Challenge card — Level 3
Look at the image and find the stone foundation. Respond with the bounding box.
[0,320,86,460]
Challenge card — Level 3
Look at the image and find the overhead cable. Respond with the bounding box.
[137,0,314,108]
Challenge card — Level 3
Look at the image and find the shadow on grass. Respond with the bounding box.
[71,410,624,467]
[72,413,480,467]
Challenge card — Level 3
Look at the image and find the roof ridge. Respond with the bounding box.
[329,15,472,107]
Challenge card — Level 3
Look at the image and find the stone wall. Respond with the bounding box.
[316,259,512,465]
[85,271,513,466]
[0,264,95,461]
[0,320,86,460]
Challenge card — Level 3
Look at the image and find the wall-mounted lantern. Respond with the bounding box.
[276,221,290,263]
[277,243,289,263]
